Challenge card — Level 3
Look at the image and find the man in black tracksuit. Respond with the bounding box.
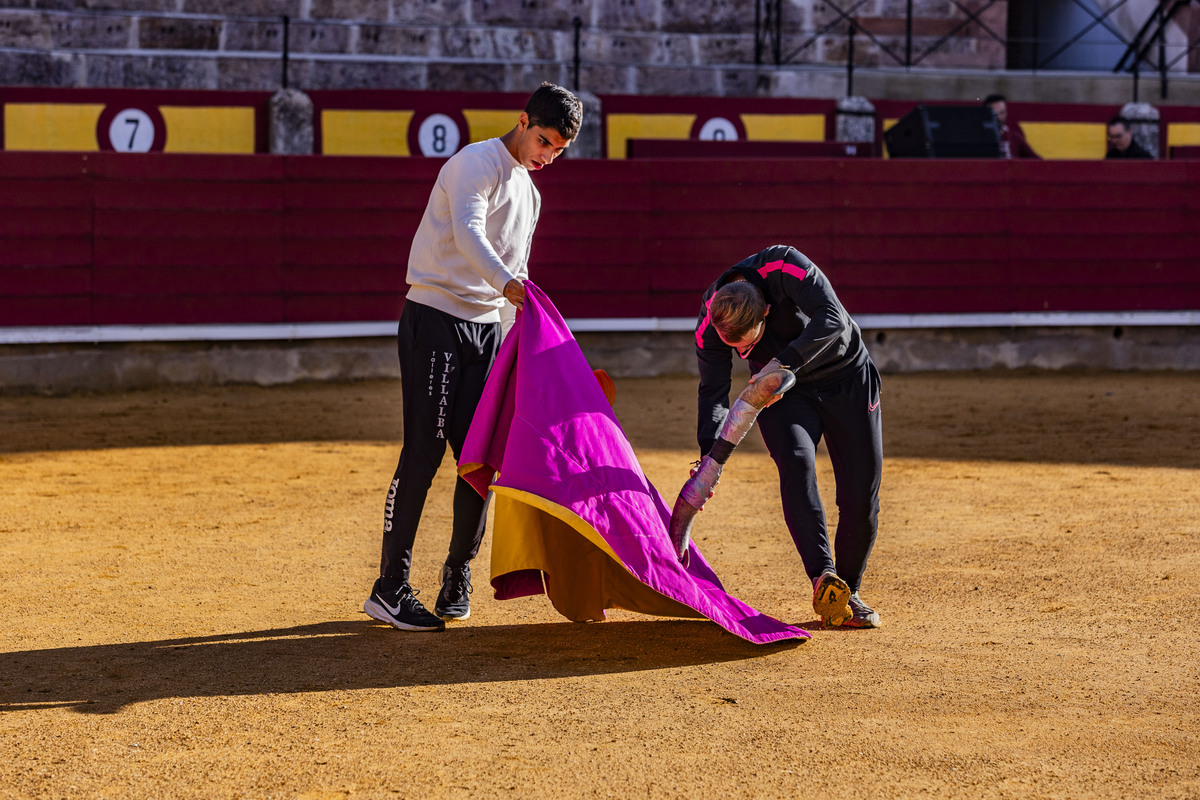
[695,244,883,628]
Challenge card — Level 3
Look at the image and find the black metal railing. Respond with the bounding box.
[1114,0,1198,100]
[754,0,1200,101]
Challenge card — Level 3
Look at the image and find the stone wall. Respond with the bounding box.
[8,1,1200,104]
[0,0,1012,97]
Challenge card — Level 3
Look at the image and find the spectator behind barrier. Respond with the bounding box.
[983,93,1040,159]
[1105,116,1154,160]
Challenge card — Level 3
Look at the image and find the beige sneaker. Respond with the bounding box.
[843,592,881,628]
[812,570,852,627]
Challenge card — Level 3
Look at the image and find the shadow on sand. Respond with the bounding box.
[4,375,1196,469]
[1,618,804,715]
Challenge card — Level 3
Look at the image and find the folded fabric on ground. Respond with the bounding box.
[458,283,809,645]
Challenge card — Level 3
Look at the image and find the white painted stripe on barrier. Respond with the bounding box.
[0,322,398,345]
[565,311,1200,332]
[564,318,697,332]
[853,311,1200,328]
[1,310,1198,345]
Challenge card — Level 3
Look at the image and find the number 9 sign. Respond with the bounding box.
[695,116,741,142]
[97,105,166,152]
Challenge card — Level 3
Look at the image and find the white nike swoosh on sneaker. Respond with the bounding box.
[379,597,405,616]
[365,598,443,631]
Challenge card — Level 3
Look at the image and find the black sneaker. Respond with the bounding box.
[844,592,881,628]
[363,578,445,632]
[435,563,472,621]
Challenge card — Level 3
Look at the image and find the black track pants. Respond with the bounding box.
[379,301,500,582]
[756,359,883,594]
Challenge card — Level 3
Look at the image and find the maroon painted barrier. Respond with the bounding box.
[625,139,874,159]
[1,152,1197,329]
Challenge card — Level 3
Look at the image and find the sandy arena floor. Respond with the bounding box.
[1,371,1197,799]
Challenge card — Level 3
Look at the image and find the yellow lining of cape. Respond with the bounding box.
[490,486,623,566]
[482,483,701,622]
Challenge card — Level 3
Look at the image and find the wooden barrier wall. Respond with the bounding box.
[1,151,1197,329]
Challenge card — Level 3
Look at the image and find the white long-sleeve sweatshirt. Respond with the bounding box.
[404,137,540,327]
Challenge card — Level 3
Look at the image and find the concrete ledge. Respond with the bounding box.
[862,326,1200,373]
[0,339,401,396]
[2,327,1198,395]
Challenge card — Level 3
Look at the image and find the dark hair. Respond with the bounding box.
[710,282,766,342]
[982,93,1006,106]
[1108,115,1132,130]
[525,82,583,142]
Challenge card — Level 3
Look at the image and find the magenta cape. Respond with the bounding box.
[458,283,808,645]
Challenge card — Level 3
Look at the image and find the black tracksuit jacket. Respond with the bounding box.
[694,244,870,456]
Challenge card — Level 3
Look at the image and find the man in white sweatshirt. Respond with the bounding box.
[365,83,583,632]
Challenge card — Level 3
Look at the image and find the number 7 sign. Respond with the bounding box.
[96,105,167,152]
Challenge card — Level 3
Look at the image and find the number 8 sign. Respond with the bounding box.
[411,111,466,158]
[97,105,167,152]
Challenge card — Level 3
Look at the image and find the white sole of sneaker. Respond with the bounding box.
[363,598,445,632]
[812,573,853,627]
[437,610,471,622]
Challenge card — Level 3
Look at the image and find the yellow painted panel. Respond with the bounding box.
[321,109,412,156]
[881,117,898,158]
[1167,122,1200,147]
[1022,122,1105,160]
[161,106,256,154]
[606,113,696,160]
[741,114,825,142]
[4,103,103,151]
[462,108,521,143]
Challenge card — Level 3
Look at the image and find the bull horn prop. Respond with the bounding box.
[667,368,797,566]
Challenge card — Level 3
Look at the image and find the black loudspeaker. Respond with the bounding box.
[884,105,1002,158]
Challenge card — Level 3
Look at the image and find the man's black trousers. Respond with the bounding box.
[379,300,501,582]
[756,359,883,594]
